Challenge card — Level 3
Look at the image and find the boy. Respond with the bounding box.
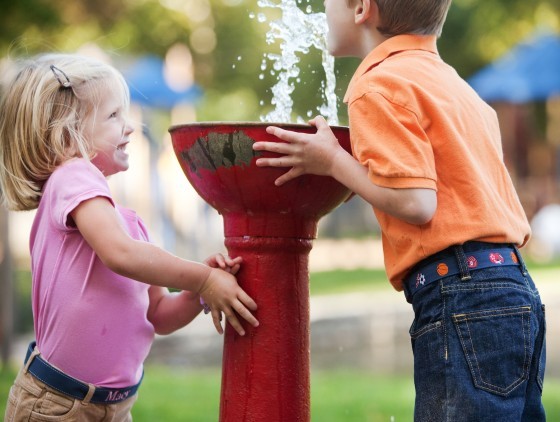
[252,0,546,420]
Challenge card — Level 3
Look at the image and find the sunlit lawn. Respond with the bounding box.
[135,368,560,421]
[2,365,559,421]
[310,267,390,295]
[2,264,559,420]
[3,367,412,421]
[133,367,416,421]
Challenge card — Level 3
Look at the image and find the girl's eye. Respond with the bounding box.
[109,111,118,118]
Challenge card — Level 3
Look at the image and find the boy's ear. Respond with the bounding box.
[355,0,375,25]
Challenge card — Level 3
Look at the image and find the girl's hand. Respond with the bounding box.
[252,115,345,186]
[199,267,258,336]
[204,253,242,275]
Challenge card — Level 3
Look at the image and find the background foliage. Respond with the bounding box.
[1,0,558,123]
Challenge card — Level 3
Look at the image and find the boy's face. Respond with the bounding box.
[324,0,363,57]
[84,80,134,177]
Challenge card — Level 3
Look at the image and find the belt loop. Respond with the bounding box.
[82,383,96,405]
[513,245,528,276]
[24,348,40,374]
[453,245,472,281]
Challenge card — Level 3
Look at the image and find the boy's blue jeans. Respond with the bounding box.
[404,242,546,421]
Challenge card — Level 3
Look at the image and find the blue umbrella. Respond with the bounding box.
[468,32,560,103]
[123,55,202,109]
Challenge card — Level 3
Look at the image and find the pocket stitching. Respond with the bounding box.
[410,320,442,340]
[536,304,546,392]
[443,282,530,294]
[29,395,82,420]
[453,306,532,396]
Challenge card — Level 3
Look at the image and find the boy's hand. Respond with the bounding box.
[199,267,258,336]
[253,115,345,186]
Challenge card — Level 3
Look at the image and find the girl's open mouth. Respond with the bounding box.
[116,142,129,151]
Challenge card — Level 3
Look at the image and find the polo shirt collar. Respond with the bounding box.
[344,34,439,103]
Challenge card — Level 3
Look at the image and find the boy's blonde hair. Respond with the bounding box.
[0,54,130,211]
[374,0,452,37]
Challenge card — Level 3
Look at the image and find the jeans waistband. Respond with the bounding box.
[403,242,526,302]
[24,341,142,404]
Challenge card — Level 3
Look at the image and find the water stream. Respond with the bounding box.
[252,0,339,125]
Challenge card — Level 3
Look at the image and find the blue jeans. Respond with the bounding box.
[405,243,546,421]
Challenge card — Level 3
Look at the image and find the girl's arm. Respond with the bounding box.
[253,116,437,225]
[146,255,243,335]
[147,287,202,335]
[71,197,258,336]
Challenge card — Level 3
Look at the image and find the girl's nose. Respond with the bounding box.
[123,121,134,136]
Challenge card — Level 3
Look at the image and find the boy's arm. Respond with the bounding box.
[254,116,437,225]
[71,197,258,335]
[328,147,437,225]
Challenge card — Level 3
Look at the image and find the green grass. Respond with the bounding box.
[310,268,390,295]
[3,365,559,421]
[130,367,417,421]
[137,368,560,421]
[0,367,14,417]
[3,366,559,421]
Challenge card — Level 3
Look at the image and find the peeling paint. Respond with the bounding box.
[180,130,262,176]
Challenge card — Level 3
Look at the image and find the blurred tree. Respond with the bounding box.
[440,0,559,77]
[1,0,558,123]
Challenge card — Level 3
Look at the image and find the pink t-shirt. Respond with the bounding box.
[30,158,154,388]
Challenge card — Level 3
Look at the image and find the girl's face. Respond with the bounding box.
[84,80,133,177]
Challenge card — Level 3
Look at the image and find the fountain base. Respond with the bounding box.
[170,122,352,422]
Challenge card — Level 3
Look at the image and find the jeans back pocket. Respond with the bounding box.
[452,305,532,396]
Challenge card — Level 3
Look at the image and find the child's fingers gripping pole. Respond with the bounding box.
[222,308,245,336]
[212,304,249,337]
[210,309,224,335]
[214,293,259,336]
[233,294,259,329]
[200,284,259,336]
[224,293,259,336]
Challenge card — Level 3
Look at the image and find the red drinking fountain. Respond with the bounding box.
[169,122,352,421]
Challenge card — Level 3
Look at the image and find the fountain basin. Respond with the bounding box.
[169,122,352,239]
[169,122,353,421]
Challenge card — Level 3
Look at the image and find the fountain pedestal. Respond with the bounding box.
[170,122,351,421]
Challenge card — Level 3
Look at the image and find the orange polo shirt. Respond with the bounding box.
[344,34,531,291]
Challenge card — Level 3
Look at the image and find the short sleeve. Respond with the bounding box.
[349,91,437,190]
[44,159,115,230]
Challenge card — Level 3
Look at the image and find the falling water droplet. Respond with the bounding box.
[255,0,339,124]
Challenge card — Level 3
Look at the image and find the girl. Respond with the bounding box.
[0,53,259,421]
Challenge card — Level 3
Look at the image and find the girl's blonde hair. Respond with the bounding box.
[0,53,130,211]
